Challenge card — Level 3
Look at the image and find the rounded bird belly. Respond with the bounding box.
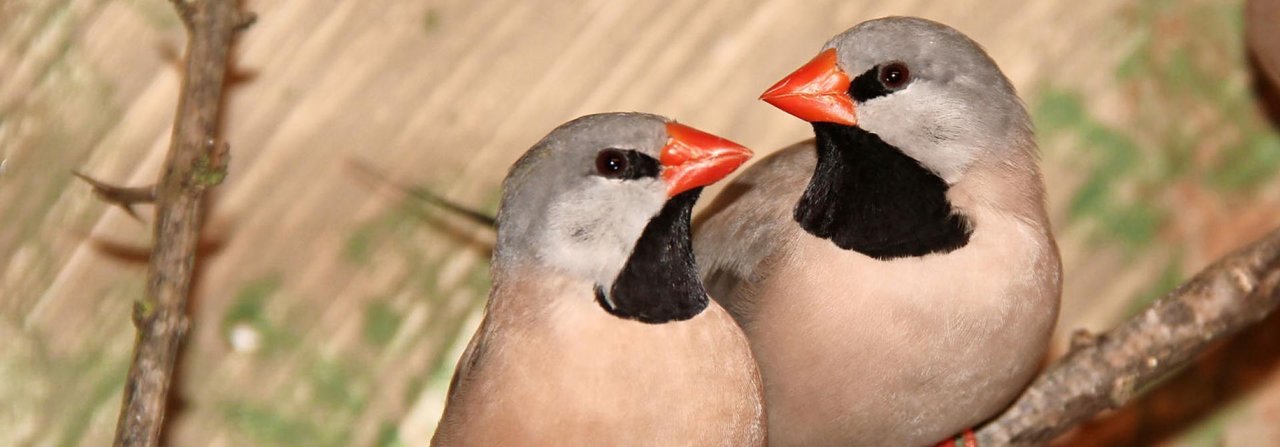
[475,303,766,446]
[748,229,1056,447]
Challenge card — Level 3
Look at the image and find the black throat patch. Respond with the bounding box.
[794,123,972,260]
[597,188,709,324]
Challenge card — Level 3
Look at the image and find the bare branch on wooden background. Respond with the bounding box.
[977,227,1280,446]
[76,1,251,446]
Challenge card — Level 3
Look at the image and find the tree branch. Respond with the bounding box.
[976,227,1280,446]
[111,1,247,446]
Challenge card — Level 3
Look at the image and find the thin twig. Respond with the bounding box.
[72,170,156,220]
[976,227,1280,446]
[111,0,245,446]
[345,158,497,227]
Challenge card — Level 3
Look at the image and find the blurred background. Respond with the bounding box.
[3,0,1280,445]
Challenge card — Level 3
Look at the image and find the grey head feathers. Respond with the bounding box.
[494,112,670,288]
[825,16,1034,183]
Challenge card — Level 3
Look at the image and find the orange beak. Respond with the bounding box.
[660,122,753,197]
[759,48,858,126]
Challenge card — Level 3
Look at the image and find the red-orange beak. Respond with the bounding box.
[660,122,753,198]
[759,48,858,126]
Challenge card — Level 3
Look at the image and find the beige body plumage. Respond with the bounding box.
[695,17,1062,446]
[434,268,764,446]
[698,140,1058,446]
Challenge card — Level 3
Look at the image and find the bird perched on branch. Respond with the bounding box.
[432,113,766,446]
[694,17,1062,446]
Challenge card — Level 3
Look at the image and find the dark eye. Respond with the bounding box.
[593,148,660,180]
[878,62,911,90]
[595,149,630,178]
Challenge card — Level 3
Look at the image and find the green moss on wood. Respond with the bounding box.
[363,301,403,348]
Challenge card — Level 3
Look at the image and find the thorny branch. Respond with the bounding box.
[103,0,249,446]
[976,227,1280,446]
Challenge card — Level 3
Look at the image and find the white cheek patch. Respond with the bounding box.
[540,177,667,288]
[859,84,978,184]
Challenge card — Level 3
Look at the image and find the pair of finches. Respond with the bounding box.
[433,16,1060,447]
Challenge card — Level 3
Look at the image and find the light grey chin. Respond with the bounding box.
[538,177,668,288]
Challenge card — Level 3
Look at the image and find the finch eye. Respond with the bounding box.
[595,149,630,178]
[594,148,660,180]
[878,62,911,90]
